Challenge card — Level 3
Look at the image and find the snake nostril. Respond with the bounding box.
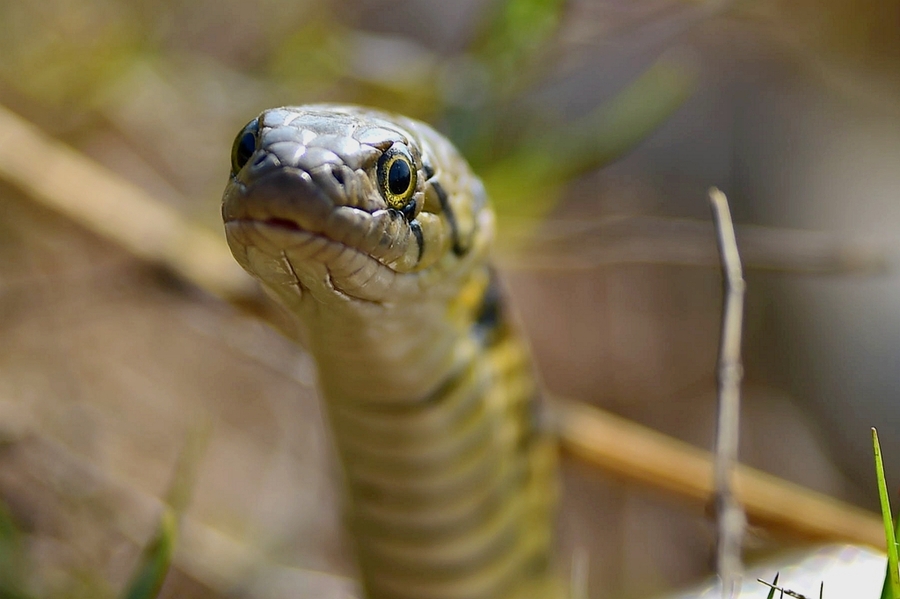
[252,153,267,167]
[331,168,345,186]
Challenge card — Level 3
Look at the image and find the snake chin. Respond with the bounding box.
[225,218,400,305]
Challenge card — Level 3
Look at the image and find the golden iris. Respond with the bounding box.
[376,144,417,210]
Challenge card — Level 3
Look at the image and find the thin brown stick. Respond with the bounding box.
[0,104,255,301]
[709,188,747,598]
[555,398,885,548]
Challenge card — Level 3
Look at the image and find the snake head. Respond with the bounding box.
[222,105,492,307]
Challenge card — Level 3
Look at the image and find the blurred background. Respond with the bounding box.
[1,0,899,597]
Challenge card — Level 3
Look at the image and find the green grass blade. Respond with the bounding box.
[119,507,177,599]
[0,502,24,591]
[874,428,900,599]
[0,501,36,599]
[119,421,209,599]
[893,501,900,599]
[764,572,780,599]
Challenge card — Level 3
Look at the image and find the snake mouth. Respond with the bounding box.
[223,168,427,304]
[223,168,418,268]
[260,217,304,232]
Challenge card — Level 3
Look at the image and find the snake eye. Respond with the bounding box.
[376,144,417,211]
[231,118,259,176]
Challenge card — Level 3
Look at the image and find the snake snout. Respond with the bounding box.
[223,168,334,234]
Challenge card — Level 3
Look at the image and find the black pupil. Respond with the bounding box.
[388,159,411,195]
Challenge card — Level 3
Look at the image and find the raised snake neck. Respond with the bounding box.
[222,105,563,599]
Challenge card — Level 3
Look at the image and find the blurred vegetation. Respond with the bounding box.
[0,0,697,594]
[0,0,698,232]
[1,0,899,597]
[0,500,32,599]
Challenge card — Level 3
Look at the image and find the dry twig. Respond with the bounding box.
[0,104,255,301]
[555,398,884,546]
[709,187,747,598]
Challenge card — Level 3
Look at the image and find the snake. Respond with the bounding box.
[222,105,564,599]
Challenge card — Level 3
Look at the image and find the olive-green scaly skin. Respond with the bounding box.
[223,105,562,599]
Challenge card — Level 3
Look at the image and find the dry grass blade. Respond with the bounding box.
[555,398,885,547]
[0,104,255,302]
[709,188,747,598]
